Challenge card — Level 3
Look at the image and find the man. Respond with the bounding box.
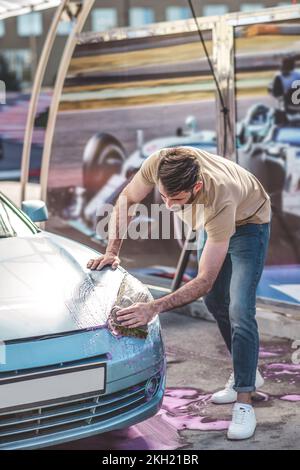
[269,55,300,121]
[269,55,300,101]
[87,146,271,440]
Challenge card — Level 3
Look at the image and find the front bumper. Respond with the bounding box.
[0,366,166,450]
[0,319,166,450]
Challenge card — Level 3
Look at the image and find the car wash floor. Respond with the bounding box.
[50,311,300,450]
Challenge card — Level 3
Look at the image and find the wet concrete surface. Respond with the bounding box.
[50,311,300,450]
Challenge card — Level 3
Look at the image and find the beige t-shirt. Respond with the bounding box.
[131,147,271,242]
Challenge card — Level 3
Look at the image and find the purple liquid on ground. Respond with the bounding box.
[266,363,300,371]
[259,351,280,358]
[279,395,300,402]
[255,391,270,401]
[160,388,230,433]
[261,360,300,384]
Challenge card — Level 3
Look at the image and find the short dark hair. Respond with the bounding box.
[157,147,201,195]
[281,56,295,74]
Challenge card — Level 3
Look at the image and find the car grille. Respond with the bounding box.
[0,379,155,447]
[0,355,162,448]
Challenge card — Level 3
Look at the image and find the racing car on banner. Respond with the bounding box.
[237,101,300,213]
[52,115,217,248]
[52,74,300,247]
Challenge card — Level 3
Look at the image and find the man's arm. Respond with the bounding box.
[154,238,229,312]
[116,238,230,327]
[87,174,153,270]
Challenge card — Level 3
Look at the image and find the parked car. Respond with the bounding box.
[0,191,165,449]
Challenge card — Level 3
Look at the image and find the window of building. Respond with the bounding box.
[202,4,229,16]
[0,20,5,38]
[240,3,264,12]
[17,12,42,37]
[166,6,190,21]
[3,49,31,83]
[129,7,155,27]
[57,19,72,36]
[91,8,117,32]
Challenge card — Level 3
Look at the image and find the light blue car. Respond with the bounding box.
[0,191,166,449]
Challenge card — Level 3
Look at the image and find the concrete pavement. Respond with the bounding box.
[160,311,300,450]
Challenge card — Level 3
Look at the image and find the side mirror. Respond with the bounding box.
[21,199,48,222]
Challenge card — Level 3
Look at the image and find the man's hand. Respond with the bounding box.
[116,302,158,328]
[87,252,120,270]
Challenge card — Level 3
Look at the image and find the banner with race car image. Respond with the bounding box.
[45,26,216,282]
[44,15,300,305]
[234,19,300,305]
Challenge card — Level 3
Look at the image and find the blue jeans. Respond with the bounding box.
[197,222,271,393]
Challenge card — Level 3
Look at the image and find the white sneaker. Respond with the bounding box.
[227,403,256,440]
[211,369,264,404]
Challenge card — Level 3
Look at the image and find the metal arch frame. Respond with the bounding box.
[39,0,95,204]
[20,0,69,203]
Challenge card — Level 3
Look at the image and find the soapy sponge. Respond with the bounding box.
[107,305,148,339]
[107,273,152,339]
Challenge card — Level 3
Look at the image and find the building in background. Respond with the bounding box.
[0,0,295,87]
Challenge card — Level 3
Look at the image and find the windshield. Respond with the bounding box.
[0,195,39,238]
[274,127,300,147]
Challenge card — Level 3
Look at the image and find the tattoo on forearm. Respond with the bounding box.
[154,276,211,313]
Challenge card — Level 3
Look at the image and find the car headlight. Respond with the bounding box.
[108,272,158,339]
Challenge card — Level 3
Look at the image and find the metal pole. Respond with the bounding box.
[40,0,95,205]
[171,227,195,291]
[20,0,69,204]
[213,17,236,161]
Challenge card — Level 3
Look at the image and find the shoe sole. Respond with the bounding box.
[227,429,256,441]
[210,398,237,404]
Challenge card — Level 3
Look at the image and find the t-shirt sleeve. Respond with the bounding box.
[137,151,161,186]
[204,202,236,242]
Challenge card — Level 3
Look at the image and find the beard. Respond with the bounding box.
[168,189,197,212]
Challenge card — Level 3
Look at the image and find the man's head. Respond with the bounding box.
[281,56,295,75]
[157,147,203,211]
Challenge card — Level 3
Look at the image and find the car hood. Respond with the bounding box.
[0,232,125,341]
